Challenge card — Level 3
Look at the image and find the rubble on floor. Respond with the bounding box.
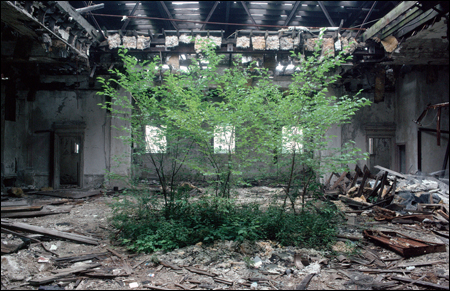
[1,175,448,290]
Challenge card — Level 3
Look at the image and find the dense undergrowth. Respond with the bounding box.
[109,188,342,253]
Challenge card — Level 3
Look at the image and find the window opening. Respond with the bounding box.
[74,142,79,154]
[282,126,303,154]
[145,125,167,153]
[214,126,235,154]
[369,137,374,154]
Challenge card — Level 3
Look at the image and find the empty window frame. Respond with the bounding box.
[282,126,303,154]
[145,125,167,153]
[214,125,235,154]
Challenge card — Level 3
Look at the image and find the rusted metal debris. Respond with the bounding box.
[363,229,446,258]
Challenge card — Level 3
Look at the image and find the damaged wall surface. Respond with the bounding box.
[1,75,131,190]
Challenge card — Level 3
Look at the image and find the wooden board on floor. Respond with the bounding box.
[1,219,98,245]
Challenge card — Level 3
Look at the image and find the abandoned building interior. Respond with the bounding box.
[1,1,450,290]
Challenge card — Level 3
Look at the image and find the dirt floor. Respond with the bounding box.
[1,187,449,290]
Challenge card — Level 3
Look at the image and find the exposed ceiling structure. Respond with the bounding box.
[67,1,398,35]
[1,1,449,76]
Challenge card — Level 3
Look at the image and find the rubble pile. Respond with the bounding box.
[1,170,448,290]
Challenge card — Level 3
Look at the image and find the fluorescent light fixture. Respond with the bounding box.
[251,2,268,4]
[253,14,264,16]
[174,8,199,10]
[302,4,307,6]
[173,1,198,5]
[125,3,137,6]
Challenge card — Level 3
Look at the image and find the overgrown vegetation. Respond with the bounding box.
[109,188,341,253]
[98,31,370,253]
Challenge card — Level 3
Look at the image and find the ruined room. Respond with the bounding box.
[1,1,449,290]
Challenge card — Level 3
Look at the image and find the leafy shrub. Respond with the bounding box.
[110,192,341,253]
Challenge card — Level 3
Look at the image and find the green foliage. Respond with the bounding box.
[110,191,341,253]
[99,33,370,253]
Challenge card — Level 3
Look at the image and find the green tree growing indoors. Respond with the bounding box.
[98,32,370,252]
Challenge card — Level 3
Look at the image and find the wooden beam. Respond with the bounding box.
[318,1,336,26]
[53,1,100,41]
[284,1,302,26]
[240,1,260,30]
[75,3,104,14]
[361,1,418,41]
[159,1,178,31]
[121,2,140,32]
[1,219,98,245]
[201,1,220,30]
[225,1,230,32]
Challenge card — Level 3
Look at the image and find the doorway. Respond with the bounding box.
[59,136,81,186]
[52,123,85,189]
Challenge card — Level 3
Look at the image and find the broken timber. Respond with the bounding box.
[28,263,101,285]
[1,219,98,245]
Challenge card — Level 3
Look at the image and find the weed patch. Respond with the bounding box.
[109,191,341,253]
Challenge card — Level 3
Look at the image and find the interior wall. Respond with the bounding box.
[0,74,131,190]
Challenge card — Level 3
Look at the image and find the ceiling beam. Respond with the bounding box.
[201,1,220,30]
[240,1,260,29]
[159,1,179,31]
[53,1,100,41]
[284,1,301,26]
[318,1,336,26]
[343,2,371,28]
[225,1,230,32]
[121,2,140,32]
[355,1,377,38]
[75,3,104,14]
[361,1,418,41]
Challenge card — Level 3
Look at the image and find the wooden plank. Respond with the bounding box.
[29,190,101,199]
[356,168,370,197]
[1,200,29,207]
[331,172,348,190]
[1,219,98,245]
[1,205,43,212]
[358,268,411,273]
[28,263,101,285]
[374,165,407,179]
[160,260,182,270]
[185,266,217,277]
[55,252,109,263]
[391,276,449,290]
[296,273,315,290]
[361,1,418,42]
[397,260,447,268]
[1,209,70,218]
